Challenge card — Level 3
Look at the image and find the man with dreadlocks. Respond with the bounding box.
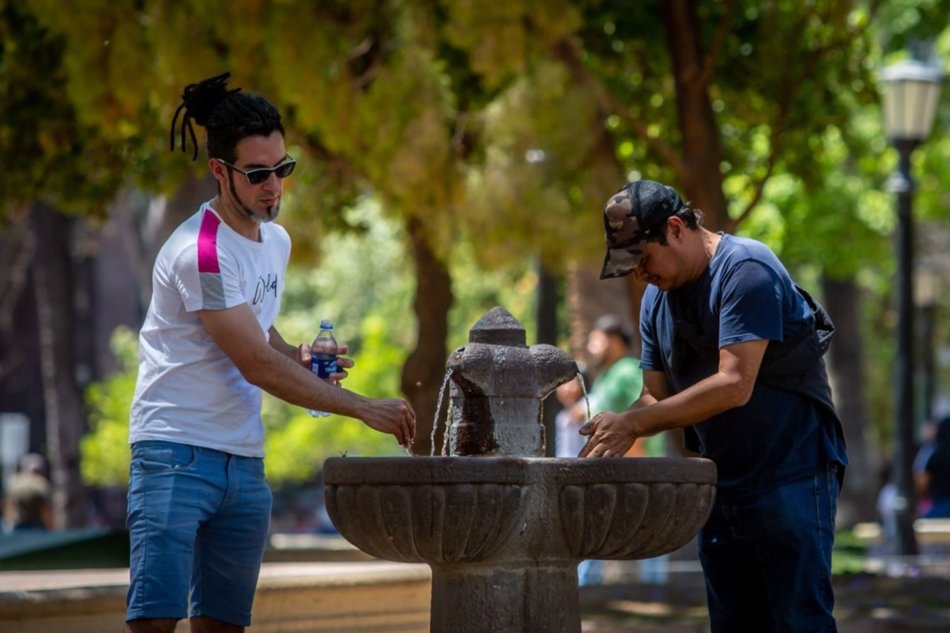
[125,73,416,633]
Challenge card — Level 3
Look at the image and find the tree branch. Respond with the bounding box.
[549,37,688,180]
[302,134,360,189]
[698,0,740,88]
[604,92,689,180]
[728,144,779,231]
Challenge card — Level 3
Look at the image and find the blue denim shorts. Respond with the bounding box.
[126,441,272,626]
[699,463,841,633]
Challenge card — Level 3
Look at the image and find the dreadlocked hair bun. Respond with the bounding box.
[169,72,241,161]
[169,73,284,163]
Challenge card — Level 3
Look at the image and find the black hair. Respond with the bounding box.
[169,72,284,163]
[642,206,705,246]
[592,314,633,348]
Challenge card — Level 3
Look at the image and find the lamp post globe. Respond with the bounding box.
[881,58,944,144]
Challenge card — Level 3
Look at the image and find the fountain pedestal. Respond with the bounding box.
[324,308,717,633]
[429,562,579,633]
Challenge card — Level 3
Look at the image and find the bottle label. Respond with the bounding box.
[311,353,338,379]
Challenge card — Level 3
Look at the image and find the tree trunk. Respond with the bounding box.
[400,216,453,456]
[0,214,46,451]
[822,276,878,526]
[31,203,88,529]
[660,0,729,227]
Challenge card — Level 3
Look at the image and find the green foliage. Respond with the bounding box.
[441,0,582,88]
[463,59,619,272]
[877,0,950,52]
[268,199,543,479]
[81,327,137,485]
[260,314,411,483]
[276,196,417,349]
[265,203,544,479]
[0,0,125,221]
[278,194,541,351]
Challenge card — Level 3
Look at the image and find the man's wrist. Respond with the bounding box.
[341,391,372,421]
[625,408,653,438]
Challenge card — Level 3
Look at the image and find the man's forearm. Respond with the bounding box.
[626,370,750,437]
[246,346,369,419]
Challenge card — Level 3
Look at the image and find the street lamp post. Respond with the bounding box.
[880,55,944,557]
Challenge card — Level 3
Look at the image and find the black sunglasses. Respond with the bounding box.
[216,157,296,185]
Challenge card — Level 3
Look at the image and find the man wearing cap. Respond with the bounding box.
[580,180,848,633]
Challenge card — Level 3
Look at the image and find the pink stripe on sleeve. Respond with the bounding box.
[197,211,222,274]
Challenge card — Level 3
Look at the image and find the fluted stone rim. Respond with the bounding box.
[324,457,716,564]
[558,480,716,559]
[325,482,529,564]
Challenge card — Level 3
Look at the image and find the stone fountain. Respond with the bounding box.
[324,307,716,633]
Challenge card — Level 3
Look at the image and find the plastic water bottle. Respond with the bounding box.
[307,320,339,418]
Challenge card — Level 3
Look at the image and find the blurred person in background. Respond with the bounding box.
[2,453,53,533]
[914,418,940,516]
[920,417,950,519]
[555,377,588,459]
[584,314,663,458]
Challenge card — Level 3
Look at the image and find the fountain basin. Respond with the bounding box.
[324,456,716,565]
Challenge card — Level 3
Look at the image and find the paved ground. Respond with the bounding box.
[578,568,950,632]
[3,554,950,631]
[0,560,420,593]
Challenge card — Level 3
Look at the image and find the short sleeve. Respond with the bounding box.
[639,286,664,372]
[718,260,784,347]
[173,211,247,312]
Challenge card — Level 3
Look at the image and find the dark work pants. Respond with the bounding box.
[698,464,840,633]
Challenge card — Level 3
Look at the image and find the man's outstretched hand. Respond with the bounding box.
[578,411,636,458]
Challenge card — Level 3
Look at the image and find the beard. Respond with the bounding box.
[256,203,281,223]
[229,177,281,223]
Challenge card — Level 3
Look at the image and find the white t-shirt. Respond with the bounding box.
[130,202,291,457]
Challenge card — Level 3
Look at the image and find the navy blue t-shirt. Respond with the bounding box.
[640,234,847,500]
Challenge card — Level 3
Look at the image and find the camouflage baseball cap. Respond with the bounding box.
[599,180,686,279]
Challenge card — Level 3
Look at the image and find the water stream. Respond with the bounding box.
[430,368,454,456]
[576,371,591,423]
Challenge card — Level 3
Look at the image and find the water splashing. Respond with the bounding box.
[430,368,454,456]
